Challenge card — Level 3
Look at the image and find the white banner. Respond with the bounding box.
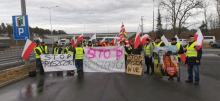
[83,46,125,72]
[40,54,76,72]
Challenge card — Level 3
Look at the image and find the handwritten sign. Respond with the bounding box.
[126,55,144,76]
[83,46,125,72]
[40,54,76,72]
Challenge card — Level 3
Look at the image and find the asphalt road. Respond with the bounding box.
[0,56,220,101]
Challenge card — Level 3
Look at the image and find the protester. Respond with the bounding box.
[75,42,85,77]
[87,41,93,47]
[166,38,184,80]
[40,42,49,54]
[144,38,154,75]
[53,42,59,54]
[170,38,184,60]
[153,36,165,77]
[34,40,44,75]
[185,35,202,85]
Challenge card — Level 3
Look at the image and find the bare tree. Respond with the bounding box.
[160,0,204,34]
[216,0,220,27]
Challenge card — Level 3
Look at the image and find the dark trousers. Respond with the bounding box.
[145,56,154,74]
[36,59,44,75]
[187,64,200,82]
[75,59,83,73]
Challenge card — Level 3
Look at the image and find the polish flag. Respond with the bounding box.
[194,29,204,50]
[134,26,141,49]
[76,34,84,44]
[71,37,76,48]
[141,34,150,45]
[21,39,36,61]
[118,23,127,42]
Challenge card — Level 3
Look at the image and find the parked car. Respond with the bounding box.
[58,39,70,46]
[204,36,216,45]
[211,41,220,48]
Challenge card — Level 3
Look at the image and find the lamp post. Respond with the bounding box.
[141,16,144,36]
[41,6,59,47]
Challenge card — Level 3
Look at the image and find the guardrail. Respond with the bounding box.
[0,47,35,70]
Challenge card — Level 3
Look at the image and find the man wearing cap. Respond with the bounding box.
[144,38,154,75]
[185,35,202,85]
[34,40,44,75]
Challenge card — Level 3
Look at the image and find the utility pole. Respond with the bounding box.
[141,16,144,36]
[21,0,26,15]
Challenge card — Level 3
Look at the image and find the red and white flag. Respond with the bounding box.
[134,26,141,49]
[118,23,127,42]
[76,34,84,44]
[71,36,76,48]
[21,39,36,61]
[194,29,204,50]
[141,34,149,46]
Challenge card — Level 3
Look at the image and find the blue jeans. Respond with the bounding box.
[187,65,200,82]
[75,59,83,73]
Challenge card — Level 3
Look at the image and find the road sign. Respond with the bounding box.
[12,15,30,40]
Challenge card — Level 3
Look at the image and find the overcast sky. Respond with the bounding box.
[0,0,217,34]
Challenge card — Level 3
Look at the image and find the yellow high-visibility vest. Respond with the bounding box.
[154,41,163,47]
[186,42,198,57]
[176,42,181,51]
[144,44,151,56]
[34,46,43,59]
[53,47,59,55]
[75,47,84,59]
[176,42,181,58]
[40,46,48,54]
[66,46,74,55]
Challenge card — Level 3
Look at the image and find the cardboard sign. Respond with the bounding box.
[126,55,144,76]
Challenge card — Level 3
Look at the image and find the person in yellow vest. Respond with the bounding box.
[74,42,84,76]
[170,38,184,60]
[153,36,165,77]
[34,40,44,75]
[40,42,49,54]
[53,42,59,55]
[144,38,154,75]
[185,35,202,85]
[167,38,184,80]
[64,43,75,76]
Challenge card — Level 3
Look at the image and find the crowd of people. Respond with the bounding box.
[33,35,202,85]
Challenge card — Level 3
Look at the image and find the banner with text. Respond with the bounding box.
[84,46,125,72]
[41,54,76,72]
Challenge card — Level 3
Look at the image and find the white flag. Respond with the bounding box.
[161,35,170,46]
[175,35,180,43]
[89,33,96,41]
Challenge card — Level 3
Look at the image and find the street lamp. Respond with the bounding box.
[141,16,144,36]
[41,6,59,47]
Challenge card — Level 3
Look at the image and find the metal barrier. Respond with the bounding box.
[0,47,35,70]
